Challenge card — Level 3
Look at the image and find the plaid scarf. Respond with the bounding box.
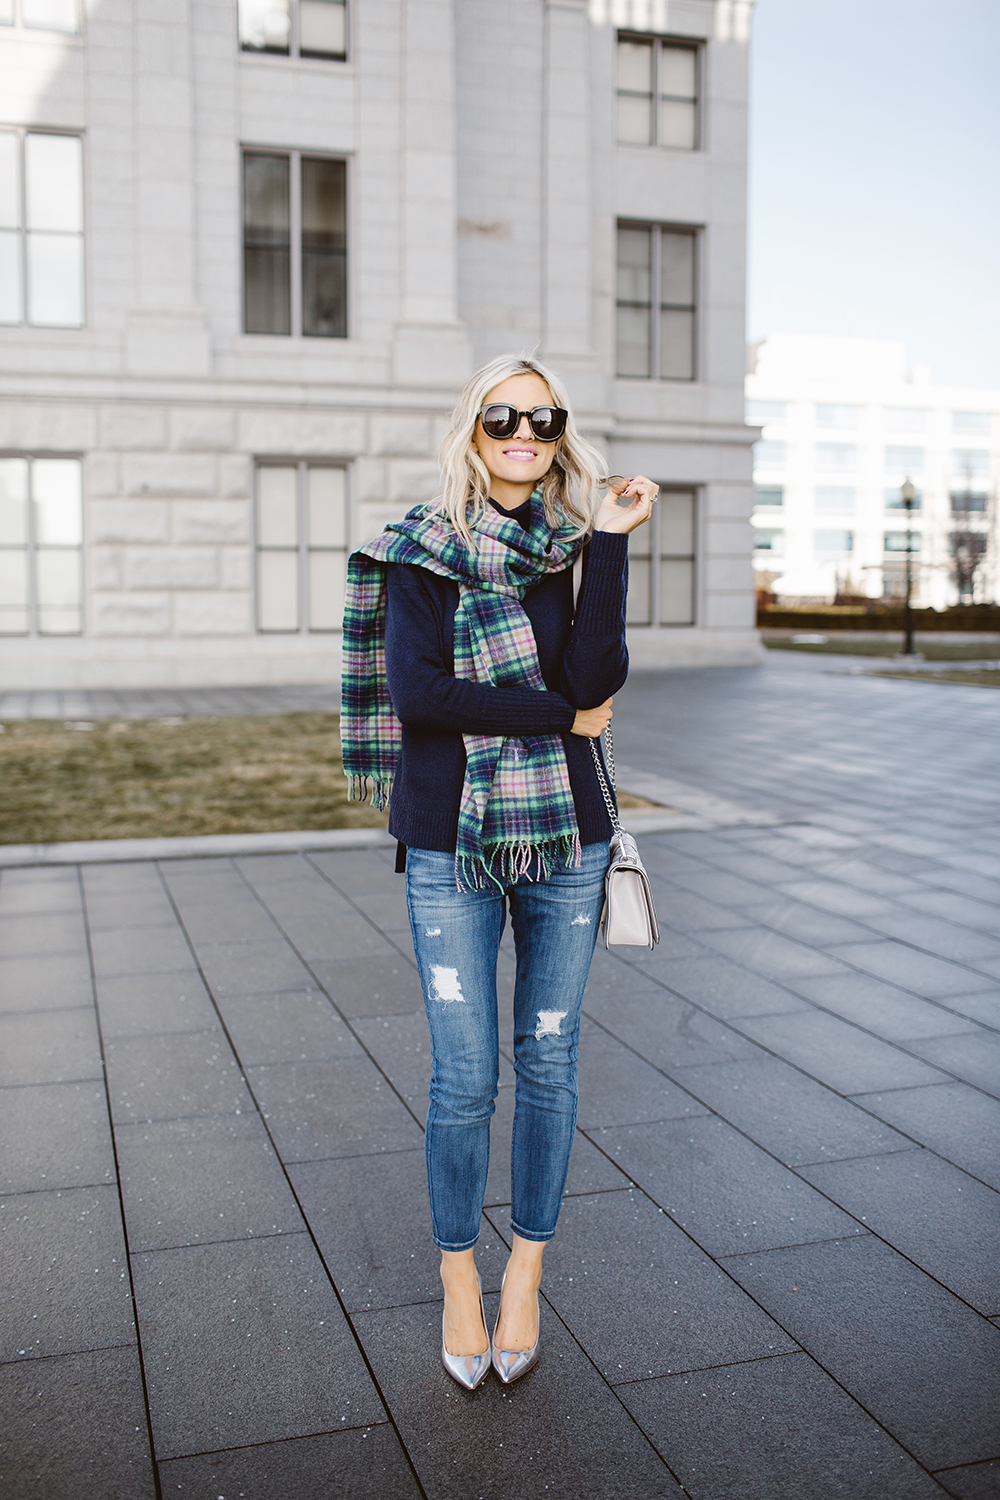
[341,491,582,891]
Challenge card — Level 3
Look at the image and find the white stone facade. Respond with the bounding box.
[0,0,760,689]
[747,334,999,608]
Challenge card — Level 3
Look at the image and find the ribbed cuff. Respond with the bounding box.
[575,531,628,635]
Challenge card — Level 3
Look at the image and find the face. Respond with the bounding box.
[472,372,563,495]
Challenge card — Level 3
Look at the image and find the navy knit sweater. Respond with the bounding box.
[383,500,629,855]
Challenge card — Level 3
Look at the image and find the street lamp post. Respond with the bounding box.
[900,477,917,657]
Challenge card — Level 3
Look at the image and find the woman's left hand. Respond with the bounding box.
[594,476,658,535]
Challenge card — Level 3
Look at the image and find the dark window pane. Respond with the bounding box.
[243,154,290,334]
[301,157,347,337]
[660,230,694,305]
[660,307,694,379]
[616,304,651,378]
[616,224,651,302]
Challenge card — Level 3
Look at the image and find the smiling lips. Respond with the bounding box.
[502,447,539,461]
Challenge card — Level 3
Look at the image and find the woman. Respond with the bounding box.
[342,354,655,1388]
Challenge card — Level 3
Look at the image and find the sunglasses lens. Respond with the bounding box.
[481,405,518,438]
[529,407,567,441]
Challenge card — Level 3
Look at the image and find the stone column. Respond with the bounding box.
[391,0,471,388]
[124,0,211,376]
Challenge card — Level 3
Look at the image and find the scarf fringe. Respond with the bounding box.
[348,773,393,812]
[457,833,582,893]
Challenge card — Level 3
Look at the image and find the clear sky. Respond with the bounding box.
[747,0,1000,388]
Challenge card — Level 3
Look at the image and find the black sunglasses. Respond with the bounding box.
[477,404,568,442]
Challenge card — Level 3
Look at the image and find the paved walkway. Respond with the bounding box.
[2,654,1000,1499]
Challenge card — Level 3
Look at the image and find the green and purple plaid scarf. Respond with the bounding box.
[341,490,582,891]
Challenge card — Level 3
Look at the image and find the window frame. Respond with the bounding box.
[0,0,81,34]
[615,32,701,150]
[253,459,350,634]
[241,146,349,340]
[0,451,85,637]
[625,485,699,629]
[615,220,699,382]
[237,0,349,63]
[0,126,86,330]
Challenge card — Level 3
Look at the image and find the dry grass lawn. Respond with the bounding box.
[0,712,388,846]
[869,668,1000,688]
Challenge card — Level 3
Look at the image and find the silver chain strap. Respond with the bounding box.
[589,729,622,836]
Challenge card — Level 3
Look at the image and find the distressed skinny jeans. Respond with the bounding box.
[405,842,608,1251]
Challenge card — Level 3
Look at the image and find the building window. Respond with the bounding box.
[0,130,84,328]
[952,411,990,434]
[626,488,696,627]
[243,151,347,338]
[885,408,926,431]
[816,443,856,469]
[952,448,990,476]
[950,490,988,515]
[815,530,853,554]
[754,486,783,507]
[885,445,924,471]
[746,400,786,423]
[816,404,859,428]
[616,223,697,380]
[884,486,922,510]
[752,529,783,554]
[238,0,347,59]
[255,463,348,632]
[616,35,699,149]
[0,456,83,635]
[815,486,855,511]
[0,1,78,32]
[884,532,920,553]
[753,440,786,467]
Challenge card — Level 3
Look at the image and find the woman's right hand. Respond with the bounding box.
[570,698,613,737]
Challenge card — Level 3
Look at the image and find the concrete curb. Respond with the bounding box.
[0,827,396,868]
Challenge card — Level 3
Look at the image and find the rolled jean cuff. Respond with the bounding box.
[433,1231,481,1252]
[509,1218,557,1244]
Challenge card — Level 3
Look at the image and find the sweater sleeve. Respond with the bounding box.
[559,529,630,708]
[384,563,577,736]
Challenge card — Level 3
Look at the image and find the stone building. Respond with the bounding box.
[0,0,760,689]
[748,333,999,608]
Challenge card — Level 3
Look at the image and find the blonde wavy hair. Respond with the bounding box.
[434,354,605,548]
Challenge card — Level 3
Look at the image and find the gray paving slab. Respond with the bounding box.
[644,885,758,932]
[698,925,852,983]
[291,1152,509,1309]
[776,878,898,918]
[826,939,997,997]
[115,1111,305,1252]
[859,907,1000,963]
[157,1425,420,1500]
[935,1459,1000,1499]
[246,1056,424,1162]
[0,1006,102,1086]
[0,1345,155,1500]
[350,1011,433,1113]
[130,1233,385,1459]
[640,952,810,1020]
[0,1080,114,1192]
[739,898,875,946]
[312,953,424,1017]
[235,873,358,919]
[542,1188,797,1382]
[617,1352,949,1500]
[352,1296,685,1499]
[104,1028,250,1124]
[95,968,218,1037]
[0,872,81,917]
[170,895,284,946]
[587,1114,862,1255]
[194,938,314,996]
[721,1235,1000,1472]
[90,923,197,979]
[933,990,1000,1028]
[0,952,94,1012]
[583,985,762,1071]
[306,847,402,895]
[788,971,984,1041]
[852,1083,1000,1191]
[217,987,362,1065]
[735,1009,951,1094]
[82,887,178,931]
[575,1018,712,1128]
[277,911,400,961]
[673,1054,914,1166]
[800,1150,1000,1315]
[900,1028,1000,1100]
[0,912,89,959]
[0,1185,135,1360]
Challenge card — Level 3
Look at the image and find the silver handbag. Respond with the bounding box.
[589,730,660,950]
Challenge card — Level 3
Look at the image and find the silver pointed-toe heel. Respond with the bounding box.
[441,1272,491,1390]
[491,1271,541,1385]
